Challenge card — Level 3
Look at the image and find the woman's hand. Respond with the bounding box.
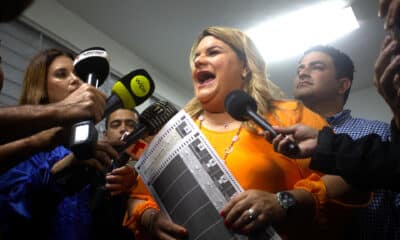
[141,209,188,240]
[220,190,286,235]
[106,165,138,196]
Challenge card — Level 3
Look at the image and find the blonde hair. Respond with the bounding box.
[19,48,74,105]
[184,26,284,129]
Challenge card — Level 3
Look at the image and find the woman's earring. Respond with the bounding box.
[242,70,249,81]
[242,71,247,79]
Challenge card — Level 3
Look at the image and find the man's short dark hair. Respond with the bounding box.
[303,45,355,104]
[104,108,139,129]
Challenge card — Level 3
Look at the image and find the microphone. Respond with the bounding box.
[117,101,178,155]
[105,69,155,117]
[224,90,299,154]
[74,47,110,87]
[70,47,110,160]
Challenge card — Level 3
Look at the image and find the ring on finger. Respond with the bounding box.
[248,208,257,220]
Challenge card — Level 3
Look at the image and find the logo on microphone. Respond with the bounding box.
[73,49,109,66]
[130,75,151,97]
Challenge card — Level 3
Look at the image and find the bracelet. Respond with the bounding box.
[127,201,160,233]
[294,173,327,219]
[141,209,159,234]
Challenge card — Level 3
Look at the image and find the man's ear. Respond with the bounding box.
[338,77,351,95]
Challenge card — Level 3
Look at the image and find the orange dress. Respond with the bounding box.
[123,100,356,239]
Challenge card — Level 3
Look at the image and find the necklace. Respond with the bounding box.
[198,115,243,161]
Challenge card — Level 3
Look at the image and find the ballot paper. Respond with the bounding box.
[135,110,281,240]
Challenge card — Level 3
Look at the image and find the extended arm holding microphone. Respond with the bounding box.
[70,47,110,160]
[0,84,107,173]
[0,83,106,145]
[272,123,400,191]
[224,90,299,154]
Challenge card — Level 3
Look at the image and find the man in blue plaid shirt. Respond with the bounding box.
[293,45,396,239]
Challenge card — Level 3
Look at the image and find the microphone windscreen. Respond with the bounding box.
[73,47,110,85]
[117,101,178,152]
[139,101,178,135]
[224,90,257,121]
[112,69,155,110]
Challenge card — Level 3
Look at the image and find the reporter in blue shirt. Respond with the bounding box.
[0,48,119,239]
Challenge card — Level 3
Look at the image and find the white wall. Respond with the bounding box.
[346,86,392,124]
[21,0,391,123]
[21,0,192,107]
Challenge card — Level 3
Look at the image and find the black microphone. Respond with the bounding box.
[224,90,299,154]
[105,69,155,117]
[117,101,178,154]
[74,47,110,87]
[70,47,110,160]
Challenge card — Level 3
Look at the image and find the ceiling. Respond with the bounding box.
[56,0,384,100]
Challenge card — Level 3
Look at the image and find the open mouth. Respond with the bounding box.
[196,71,216,85]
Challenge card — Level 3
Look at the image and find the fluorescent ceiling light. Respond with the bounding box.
[246,1,359,62]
